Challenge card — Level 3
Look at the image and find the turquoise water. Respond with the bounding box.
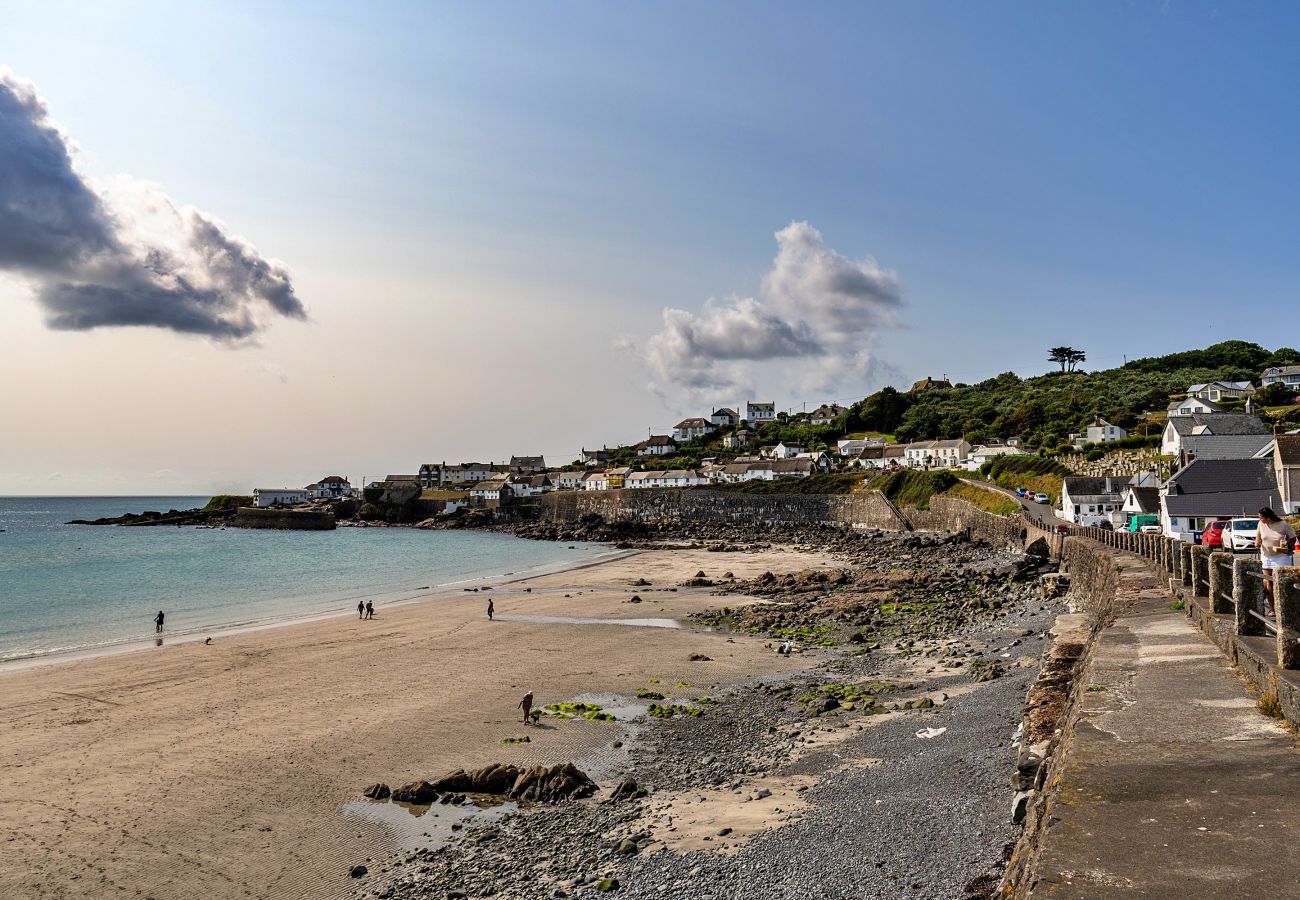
[0,497,607,662]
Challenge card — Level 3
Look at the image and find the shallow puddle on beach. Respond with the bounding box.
[492,614,682,629]
[341,794,518,850]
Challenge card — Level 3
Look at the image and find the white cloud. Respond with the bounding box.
[629,222,903,405]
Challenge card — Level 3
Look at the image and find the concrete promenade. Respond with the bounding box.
[1027,563,1300,897]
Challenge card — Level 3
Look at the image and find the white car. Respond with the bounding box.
[1032,492,1050,504]
[1224,517,1259,552]
[1139,524,1162,535]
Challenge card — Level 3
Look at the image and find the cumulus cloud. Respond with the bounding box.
[0,69,305,341]
[627,222,902,403]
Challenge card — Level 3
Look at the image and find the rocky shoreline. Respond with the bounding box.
[350,530,1062,900]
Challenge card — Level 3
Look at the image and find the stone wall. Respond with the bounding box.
[231,507,336,530]
[538,489,911,531]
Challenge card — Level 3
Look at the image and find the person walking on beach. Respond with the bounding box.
[154,610,165,633]
[1255,507,1296,617]
[487,598,494,621]
[365,600,374,620]
[518,691,534,725]
[358,600,365,620]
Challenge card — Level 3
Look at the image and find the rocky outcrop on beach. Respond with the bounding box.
[374,763,597,807]
[67,507,236,527]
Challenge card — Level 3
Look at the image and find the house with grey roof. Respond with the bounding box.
[1168,396,1226,417]
[1188,380,1255,403]
[1161,413,1270,461]
[709,408,739,427]
[1159,457,1282,540]
[1266,434,1300,514]
[1261,365,1300,388]
[1060,476,1132,525]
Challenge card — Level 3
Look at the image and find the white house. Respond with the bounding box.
[311,475,353,498]
[253,488,310,508]
[722,428,755,449]
[1262,365,1300,388]
[625,470,703,489]
[508,474,551,498]
[808,403,846,425]
[1159,458,1282,540]
[672,417,716,442]
[549,471,586,491]
[1189,381,1254,403]
[710,408,739,427]
[1167,396,1224,417]
[746,401,776,423]
[1161,413,1270,459]
[582,471,609,491]
[964,445,1028,471]
[635,435,678,457]
[421,462,509,487]
[903,439,971,468]
[793,451,833,472]
[849,444,905,469]
[1070,417,1127,448]
[770,442,805,459]
[1059,476,1130,525]
[469,477,511,506]
[772,458,815,478]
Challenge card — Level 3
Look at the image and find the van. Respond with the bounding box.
[1128,514,1159,533]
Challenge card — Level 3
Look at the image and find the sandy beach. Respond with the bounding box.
[0,543,841,900]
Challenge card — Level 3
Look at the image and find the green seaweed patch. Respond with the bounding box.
[691,697,716,705]
[499,736,532,744]
[646,703,703,718]
[637,689,666,700]
[543,702,616,721]
[675,682,692,689]
[647,679,661,685]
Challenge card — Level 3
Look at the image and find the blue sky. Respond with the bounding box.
[2,1,1297,492]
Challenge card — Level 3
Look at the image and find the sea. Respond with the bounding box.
[0,497,609,664]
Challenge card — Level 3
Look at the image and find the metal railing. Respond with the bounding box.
[1055,521,1300,669]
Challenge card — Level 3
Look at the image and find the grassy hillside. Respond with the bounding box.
[851,341,1300,450]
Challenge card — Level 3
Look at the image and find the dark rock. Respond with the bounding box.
[350,864,368,878]
[688,653,712,661]
[390,781,437,804]
[610,778,647,801]
[362,783,391,800]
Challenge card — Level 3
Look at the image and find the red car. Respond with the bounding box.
[1201,519,1229,549]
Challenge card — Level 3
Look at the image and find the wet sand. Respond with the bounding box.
[0,544,838,900]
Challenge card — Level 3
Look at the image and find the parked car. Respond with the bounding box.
[1128,514,1159,533]
[1224,517,1259,552]
[1097,520,1115,531]
[1014,488,1028,497]
[1139,524,1162,534]
[1032,492,1050,504]
[1200,519,1229,550]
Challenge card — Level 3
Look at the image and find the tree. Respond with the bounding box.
[1048,346,1086,372]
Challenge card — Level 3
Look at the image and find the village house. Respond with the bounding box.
[1189,381,1255,403]
[1261,365,1300,389]
[808,403,847,425]
[1161,413,1270,461]
[310,475,353,498]
[510,455,546,474]
[837,437,886,457]
[848,444,905,469]
[722,428,756,449]
[1159,457,1282,540]
[745,401,776,423]
[910,376,952,392]
[1167,396,1225,417]
[625,469,703,489]
[582,471,608,491]
[710,408,739,427]
[1119,483,1160,524]
[1265,434,1300,514]
[1069,417,1127,448]
[1059,476,1131,525]
[904,438,971,468]
[672,417,716,442]
[469,477,512,508]
[606,466,632,488]
[508,474,551,498]
[635,435,678,457]
[549,470,586,491]
[769,442,805,459]
[580,447,615,467]
[793,451,833,472]
[419,462,509,488]
[252,487,311,508]
[964,445,1028,471]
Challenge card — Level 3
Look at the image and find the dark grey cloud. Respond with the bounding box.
[0,69,305,341]
[627,222,903,402]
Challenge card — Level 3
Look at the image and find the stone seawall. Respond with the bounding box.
[231,507,336,530]
[541,489,910,531]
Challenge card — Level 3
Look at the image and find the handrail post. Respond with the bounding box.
[1190,545,1208,598]
[1234,557,1266,636]
[1180,543,1195,588]
[1276,567,1300,669]
[1208,551,1233,614]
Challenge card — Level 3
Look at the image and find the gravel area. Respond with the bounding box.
[351,539,1061,900]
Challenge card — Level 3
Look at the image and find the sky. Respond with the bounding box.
[2,0,1298,495]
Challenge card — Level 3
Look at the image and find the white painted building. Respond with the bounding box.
[625,470,703,489]
[672,418,716,442]
[253,488,310,508]
[746,401,776,423]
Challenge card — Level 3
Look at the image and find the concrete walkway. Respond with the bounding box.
[1029,588,1300,897]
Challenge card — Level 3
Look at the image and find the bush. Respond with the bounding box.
[203,495,253,511]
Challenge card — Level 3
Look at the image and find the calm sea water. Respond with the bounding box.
[0,497,607,663]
